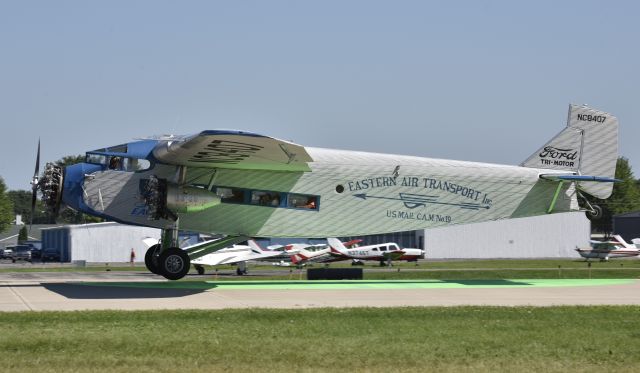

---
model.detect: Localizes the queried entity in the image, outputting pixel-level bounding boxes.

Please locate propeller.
[30,139,41,229]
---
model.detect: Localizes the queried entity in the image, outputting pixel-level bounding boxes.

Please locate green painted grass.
[1,307,640,372]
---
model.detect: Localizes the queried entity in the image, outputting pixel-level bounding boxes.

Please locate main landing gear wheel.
[144,244,161,275]
[586,204,603,220]
[194,265,205,275]
[157,247,191,280]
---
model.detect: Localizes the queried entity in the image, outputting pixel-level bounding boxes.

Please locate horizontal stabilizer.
[539,174,619,183]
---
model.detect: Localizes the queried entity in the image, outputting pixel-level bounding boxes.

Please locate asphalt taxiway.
[1,271,639,311]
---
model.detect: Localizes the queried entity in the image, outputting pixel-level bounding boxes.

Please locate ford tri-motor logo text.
[538,146,578,167]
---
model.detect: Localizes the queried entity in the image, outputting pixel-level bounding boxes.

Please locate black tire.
[195,265,205,275]
[236,267,244,276]
[144,244,161,275]
[157,247,190,280]
[587,205,603,220]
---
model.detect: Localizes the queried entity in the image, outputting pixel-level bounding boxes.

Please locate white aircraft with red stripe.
[288,239,363,266]
[575,235,640,261]
[327,237,424,265]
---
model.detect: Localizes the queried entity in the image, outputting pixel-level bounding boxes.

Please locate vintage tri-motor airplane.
[31,104,619,279]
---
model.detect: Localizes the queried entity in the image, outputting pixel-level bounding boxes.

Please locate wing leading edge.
[152,130,313,171]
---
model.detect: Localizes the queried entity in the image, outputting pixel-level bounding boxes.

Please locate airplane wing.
[193,249,281,266]
[589,237,624,251]
[152,130,313,171]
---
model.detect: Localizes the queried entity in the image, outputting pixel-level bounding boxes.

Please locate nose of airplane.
[61,162,101,212]
[38,162,65,217]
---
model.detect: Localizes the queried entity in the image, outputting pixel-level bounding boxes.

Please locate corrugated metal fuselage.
[78,147,577,238]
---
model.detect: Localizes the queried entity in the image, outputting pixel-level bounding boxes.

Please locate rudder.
[521,104,618,199]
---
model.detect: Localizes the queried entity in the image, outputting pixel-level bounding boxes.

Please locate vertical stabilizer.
[327,238,348,253]
[521,104,618,199]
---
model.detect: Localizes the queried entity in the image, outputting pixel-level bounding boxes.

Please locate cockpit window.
[127,158,151,171]
[86,153,150,171]
[86,154,107,165]
[108,144,128,153]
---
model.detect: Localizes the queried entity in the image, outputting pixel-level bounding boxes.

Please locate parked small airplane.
[190,240,282,275]
[31,104,619,279]
[327,238,424,266]
[288,239,364,266]
[575,235,640,261]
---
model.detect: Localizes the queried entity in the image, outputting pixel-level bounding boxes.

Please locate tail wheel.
[144,244,161,274]
[195,265,205,275]
[157,247,190,280]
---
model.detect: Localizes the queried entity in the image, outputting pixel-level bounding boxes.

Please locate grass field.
[1,307,640,372]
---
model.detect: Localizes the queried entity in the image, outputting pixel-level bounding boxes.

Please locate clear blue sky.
[1,1,638,190]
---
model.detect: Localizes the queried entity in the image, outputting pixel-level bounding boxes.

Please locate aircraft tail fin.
[290,252,308,264]
[521,104,618,199]
[327,238,348,253]
[611,235,632,248]
[247,240,266,252]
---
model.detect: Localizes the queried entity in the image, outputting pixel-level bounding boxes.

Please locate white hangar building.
[41,222,161,263]
[340,212,590,259]
[419,212,591,258]
[41,213,590,263]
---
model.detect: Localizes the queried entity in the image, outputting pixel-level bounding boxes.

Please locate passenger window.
[288,194,318,210]
[217,188,245,203]
[251,191,281,207]
[372,247,378,251]
[380,246,387,252]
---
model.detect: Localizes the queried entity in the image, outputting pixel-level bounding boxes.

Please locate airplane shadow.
[34,279,534,300]
[41,282,208,299]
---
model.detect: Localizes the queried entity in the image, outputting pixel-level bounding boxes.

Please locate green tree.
[607,157,640,214]
[0,177,14,233]
[55,155,84,167]
[17,225,28,243]
[588,157,640,233]
[7,190,51,224]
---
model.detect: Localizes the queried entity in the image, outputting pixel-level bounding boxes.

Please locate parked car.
[41,248,61,262]
[1,248,13,260]
[4,245,33,263]
[30,247,42,260]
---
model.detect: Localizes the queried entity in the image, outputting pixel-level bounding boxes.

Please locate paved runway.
[1,271,639,311]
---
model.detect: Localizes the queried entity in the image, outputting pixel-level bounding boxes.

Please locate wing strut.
[547,180,565,214]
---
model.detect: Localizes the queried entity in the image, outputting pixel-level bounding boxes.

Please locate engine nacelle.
[143,176,220,220]
[166,184,221,213]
